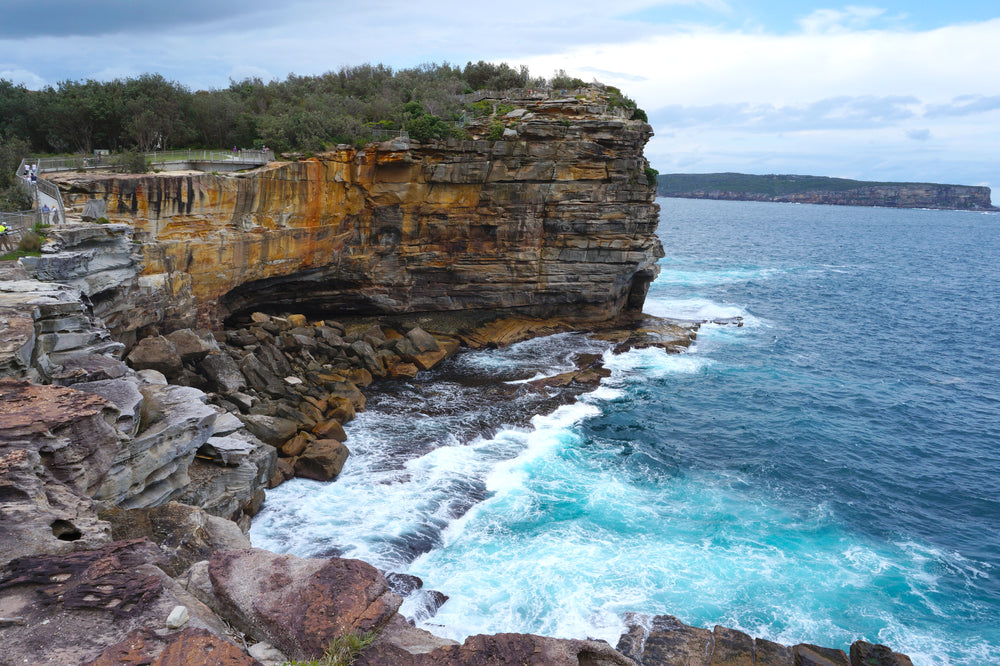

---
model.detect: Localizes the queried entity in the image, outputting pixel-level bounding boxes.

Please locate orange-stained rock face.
[52,96,663,331]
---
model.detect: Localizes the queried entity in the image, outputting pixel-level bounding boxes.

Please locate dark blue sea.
[252,198,1000,664]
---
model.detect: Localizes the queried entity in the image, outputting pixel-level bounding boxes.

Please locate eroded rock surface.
[50,91,662,332]
[208,548,402,660]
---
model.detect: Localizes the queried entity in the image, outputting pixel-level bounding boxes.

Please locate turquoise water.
[251,198,1000,664]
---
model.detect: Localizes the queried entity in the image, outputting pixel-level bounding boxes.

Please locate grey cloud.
[0,0,276,38]
[650,96,919,131]
[925,95,1000,118]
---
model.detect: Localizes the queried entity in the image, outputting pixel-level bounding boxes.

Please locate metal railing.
[368,129,410,142]
[27,149,275,174]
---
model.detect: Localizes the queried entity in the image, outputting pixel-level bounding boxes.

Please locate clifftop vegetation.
[0,63,642,211]
[0,63,617,157]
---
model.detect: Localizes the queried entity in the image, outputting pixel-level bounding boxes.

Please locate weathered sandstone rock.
[208,548,402,660]
[0,379,122,496]
[293,438,350,481]
[95,383,216,508]
[0,449,111,565]
[0,539,229,666]
[49,93,662,334]
[101,501,251,576]
[357,632,636,666]
[83,627,263,666]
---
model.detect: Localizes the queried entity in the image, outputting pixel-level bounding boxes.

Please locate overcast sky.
[2,0,999,200]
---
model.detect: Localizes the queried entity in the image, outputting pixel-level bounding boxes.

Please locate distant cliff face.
[52,96,661,332]
[664,182,995,210]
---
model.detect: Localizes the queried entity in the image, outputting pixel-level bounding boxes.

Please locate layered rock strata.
[48,93,662,334]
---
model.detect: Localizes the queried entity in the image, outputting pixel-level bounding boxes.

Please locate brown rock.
[358,632,635,666]
[345,367,373,387]
[83,627,262,666]
[280,431,313,457]
[849,641,914,666]
[268,457,295,488]
[793,643,850,666]
[326,394,356,422]
[754,637,794,665]
[294,439,350,481]
[710,625,754,665]
[208,549,402,660]
[388,361,420,378]
[285,314,308,327]
[407,349,447,371]
[312,418,347,442]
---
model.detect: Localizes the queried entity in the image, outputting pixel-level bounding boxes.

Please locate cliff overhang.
[48,95,663,337]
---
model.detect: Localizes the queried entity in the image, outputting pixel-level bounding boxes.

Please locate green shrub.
[644,166,659,187]
[486,122,505,141]
[114,150,149,174]
[281,631,376,666]
[95,217,110,224]
[18,230,42,252]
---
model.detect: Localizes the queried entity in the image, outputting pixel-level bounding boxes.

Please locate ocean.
[250,197,1000,665]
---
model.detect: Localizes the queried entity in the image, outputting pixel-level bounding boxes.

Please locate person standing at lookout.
[41,204,50,225]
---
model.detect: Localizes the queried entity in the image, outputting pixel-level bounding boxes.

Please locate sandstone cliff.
[50,94,662,336]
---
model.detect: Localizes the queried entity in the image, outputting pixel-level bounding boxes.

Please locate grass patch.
[0,248,41,261]
[281,631,377,666]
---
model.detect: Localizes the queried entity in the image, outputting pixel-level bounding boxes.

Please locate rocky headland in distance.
[657,172,997,211]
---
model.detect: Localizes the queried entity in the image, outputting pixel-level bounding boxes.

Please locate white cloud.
[796,6,890,34]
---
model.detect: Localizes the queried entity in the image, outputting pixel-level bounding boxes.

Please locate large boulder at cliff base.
[208,549,401,660]
[293,439,350,481]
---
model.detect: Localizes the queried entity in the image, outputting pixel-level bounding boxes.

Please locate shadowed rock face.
[51,95,662,332]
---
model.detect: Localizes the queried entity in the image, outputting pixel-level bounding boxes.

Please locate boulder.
[849,641,914,666]
[326,395,356,422]
[241,414,298,446]
[279,431,312,457]
[166,329,217,362]
[294,439,350,481]
[198,352,248,395]
[208,549,402,660]
[405,326,440,353]
[312,418,347,442]
[127,336,183,378]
